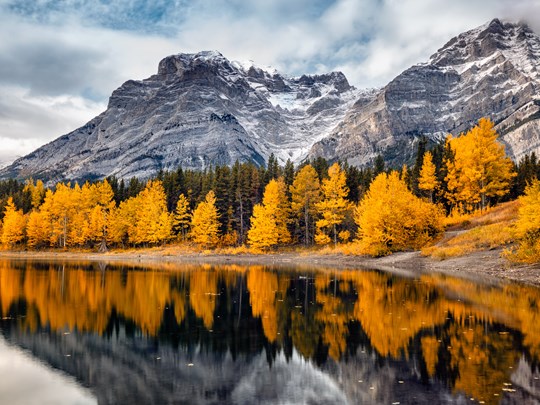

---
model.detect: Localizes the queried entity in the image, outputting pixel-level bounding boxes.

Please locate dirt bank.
[1,247,539,287]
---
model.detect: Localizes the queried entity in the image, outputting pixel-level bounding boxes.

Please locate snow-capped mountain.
[309,18,540,166]
[0,50,361,181]
[2,18,540,182]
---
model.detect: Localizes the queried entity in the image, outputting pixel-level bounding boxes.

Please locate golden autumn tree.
[418,151,438,202]
[24,179,46,209]
[1,198,26,248]
[445,118,515,212]
[263,178,291,244]
[190,190,220,247]
[511,179,540,262]
[355,171,444,256]
[247,204,278,250]
[131,180,172,244]
[38,183,79,247]
[290,164,321,246]
[86,181,116,251]
[247,178,291,250]
[26,210,49,248]
[105,180,171,246]
[173,193,191,241]
[315,163,350,245]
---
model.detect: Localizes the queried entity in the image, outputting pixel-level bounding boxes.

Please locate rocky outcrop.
[309,19,540,167]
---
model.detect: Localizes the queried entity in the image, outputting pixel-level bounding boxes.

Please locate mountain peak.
[428,18,540,75]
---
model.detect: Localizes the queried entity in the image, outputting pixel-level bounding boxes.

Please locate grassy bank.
[421,201,518,260]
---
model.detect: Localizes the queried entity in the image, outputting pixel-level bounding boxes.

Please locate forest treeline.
[1,118,540,258]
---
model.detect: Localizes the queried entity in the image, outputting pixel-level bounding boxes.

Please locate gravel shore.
[1,247,539,287]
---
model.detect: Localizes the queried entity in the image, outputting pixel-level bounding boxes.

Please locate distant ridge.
[2,19,540,182]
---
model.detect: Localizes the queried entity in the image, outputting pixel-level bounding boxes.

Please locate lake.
[0,259,539,404]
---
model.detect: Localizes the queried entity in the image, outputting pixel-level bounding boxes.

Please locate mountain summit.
[1,50,360,181]
[309,19,540,166]
[2,19,540,182]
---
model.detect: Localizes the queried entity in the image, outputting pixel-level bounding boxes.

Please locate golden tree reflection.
[1,260,540,403]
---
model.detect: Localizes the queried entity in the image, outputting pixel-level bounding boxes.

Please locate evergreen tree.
[373,155,385,176]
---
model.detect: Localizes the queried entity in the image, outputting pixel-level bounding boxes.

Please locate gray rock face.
[2,19,540,182]
[0,51,360,182]
[309,18,540,167]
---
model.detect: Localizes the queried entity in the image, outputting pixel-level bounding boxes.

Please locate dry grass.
[422,201,519,260]
[444,201,519,230]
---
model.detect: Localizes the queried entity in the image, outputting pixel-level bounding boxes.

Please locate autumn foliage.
[444,118,514,212]
[510,179,540,262]
[0,117,533,260]
[354,171,444,256]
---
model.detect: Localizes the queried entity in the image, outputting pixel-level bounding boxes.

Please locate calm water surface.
[1,259,540,404]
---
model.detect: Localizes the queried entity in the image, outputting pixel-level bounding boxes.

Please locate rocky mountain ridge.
[2,18,540,181]
[0,50,362,181]
[309,18,540,166]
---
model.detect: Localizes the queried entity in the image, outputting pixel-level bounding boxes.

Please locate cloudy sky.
[0,0,539,165]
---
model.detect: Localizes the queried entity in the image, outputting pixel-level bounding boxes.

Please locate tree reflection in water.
[1,259,540,404]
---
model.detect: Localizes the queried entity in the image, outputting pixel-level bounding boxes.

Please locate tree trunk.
[304,205,309,246]
[98,238,108,253]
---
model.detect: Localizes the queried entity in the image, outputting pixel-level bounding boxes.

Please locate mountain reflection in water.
[1,260,540,404]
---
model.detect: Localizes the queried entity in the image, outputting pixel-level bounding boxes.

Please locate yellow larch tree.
[26,210,50,248]
[40,183,79,247]
[105,180,171,246]
[90,180,116,250]
[315,163,351,245]
[1,198,26,248]
[106,203,130,246]
[418,151,438,202]
[247,178,291,250]
[511,179,540,262]
[290,164,321,246]
[131,180,172,244]
[247,204,278,250]
[355,171,444,256]
[24,179,46,209]
[173,193,191,241]
[261,177,291,244]
[445,118,515,212]
[190,190,220,247]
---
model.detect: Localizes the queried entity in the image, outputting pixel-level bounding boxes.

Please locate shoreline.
[1,247,539,287]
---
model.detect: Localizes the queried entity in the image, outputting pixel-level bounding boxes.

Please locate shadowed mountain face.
[2,19,540,182]
[2,260,540,404]
[309,19,540,167]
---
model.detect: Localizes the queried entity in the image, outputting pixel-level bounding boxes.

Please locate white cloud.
[0,0,539,165]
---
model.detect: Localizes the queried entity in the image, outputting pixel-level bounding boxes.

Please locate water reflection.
[1,260,540,404]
